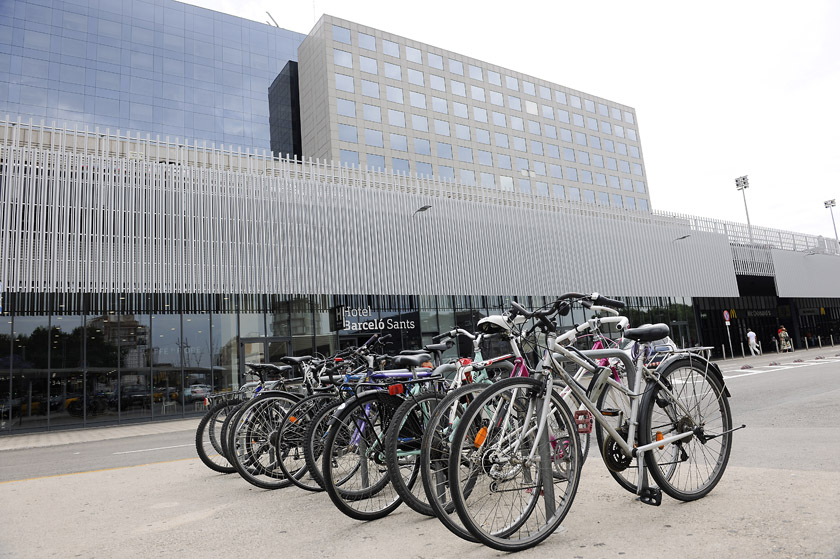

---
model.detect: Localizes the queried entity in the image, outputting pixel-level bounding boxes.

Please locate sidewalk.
[0,416,201,452]
[710,343,840,371]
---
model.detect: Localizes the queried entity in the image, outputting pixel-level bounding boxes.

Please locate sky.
[185,0,840,239]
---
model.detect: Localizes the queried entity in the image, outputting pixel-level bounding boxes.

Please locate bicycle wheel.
[302,398,344,491]
[322,391,405,521]
[276,392,338,491]
[220,400,246,465]
[384,390,445,517]
[229,391,300,490]
[594,367,639,494]
[420,383,488,543]
[639,358,732,501]
[448,377,581,552]
[195,399,239,474]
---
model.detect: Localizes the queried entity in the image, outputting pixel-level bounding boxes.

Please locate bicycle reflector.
[289,416,298,423]
[388,384,404,396]
[656,431,664,449]
[474,426,488,448]
[459,358,472,366]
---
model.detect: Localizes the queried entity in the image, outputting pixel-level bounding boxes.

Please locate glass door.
[239,337,292,382]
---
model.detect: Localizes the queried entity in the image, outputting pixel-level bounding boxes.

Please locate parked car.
[184,384,212,403]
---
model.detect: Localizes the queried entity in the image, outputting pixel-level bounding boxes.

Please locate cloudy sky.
[186,0,840,238]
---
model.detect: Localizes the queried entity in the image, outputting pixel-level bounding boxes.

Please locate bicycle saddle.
[278,355,313,366]
[623,323,670,343]
[392,353,433,368]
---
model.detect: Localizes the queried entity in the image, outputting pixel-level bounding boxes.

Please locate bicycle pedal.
[573,410,593,434]
[638,487,662,506]
[599,408,620,417]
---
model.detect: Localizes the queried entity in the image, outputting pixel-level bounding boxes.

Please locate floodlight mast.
[735,175,754,245]
[825,199,839,254]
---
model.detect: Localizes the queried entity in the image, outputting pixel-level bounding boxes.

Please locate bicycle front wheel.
[639,358,733,501]
[448,377,581,552]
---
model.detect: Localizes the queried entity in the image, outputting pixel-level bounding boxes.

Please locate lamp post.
[735,175,754,245]
[825,199,839,255]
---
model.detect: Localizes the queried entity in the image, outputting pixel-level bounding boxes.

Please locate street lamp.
[825,199,839,254]
[735,175,754,245]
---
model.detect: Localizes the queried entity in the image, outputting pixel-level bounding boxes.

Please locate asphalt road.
[1,352,839,558]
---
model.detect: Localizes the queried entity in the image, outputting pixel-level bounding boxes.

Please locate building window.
[606,157,618,171]
[405,45,422,64]
[428,52,444,69]
[388,109,406,127]
[566,167,579,182]
[631,163,643,176]
[598,103,609,116]
[333,25,351,44]
[385,62,402,80]
[619,160,631,173]
[550,164,563,179]
[338,123,357,143]
[553,184,565,198]
[383,39,399,57]
[531,140,544,156]
[417,161,433,177]
[557,109,570,124]
[634,180,646,193]
[490,91,504,106]
[361,79,379,98]
[560,128,572,142]
[511,116,524,131]
[364,128,384,147]
[573,113,584,127]
[555,90,567,105]
[519,178,531,194]
[568,186,581,201]
[615,125,625,138]
[617,142,628,155]
[471,85,485,102]
[516,157,529,172]
[627,128,638,141]
[412,114,428,132]
[335,73,354,93]
[638,198,648,211]
[624,111,635,124]
[578,151,590,165]
[340,149,359,166]
[592,154,604,168]
[414,137,431,155]
[437,142,453,159]
[460,169,476,185]
[488,70,502,86]
[497,153,512,169]
[629,145,640,158]
[495,132,509,148]
[334,49,352,68]
[546,144,560,159]
[481,172,495,188]
[584,99,596,113]
[434,119,450,136]
[492,112,506,127]
[392,157,410,174]
[337,98,355,117]
[407,68,424,86]
[528,120,541,135]
[597,191,609,205]
[386,86,404,104]
[449,59,464,75]
[505,75,519,91]
[523,81,536,96]
[609,175,620,189]
[458,146,473,163]
[562,147,575,162]
[600,121,612,135]
[583,189,595,203]
[622,177,634,191]
[508,96,522,111]
[536,181,549,196]
[367,153,385,170]
[363,104,381,122]
[611,193,623,208]
[473,107,488,123]
[439,165,455,181]
[358,32,375,51]
[456,124,471,141]
[533,161,546,175]
[545,124,557,139]
[450,80,466,97]
[611,107,622,120]
[604,139,615,152]
[513,136,526,152]
[390,133,408,152]
[587,117,598,131]
[360,56,377,75]
[478,149,492,166]
[500,175,515,191]
[453,102,468,119]
[595,172,607,186]
[575,132,587,146]
[430,74,445,91]
[570,95,582,109]
[626,196,637,210]
[409,91,426,109]
[525,100,538,115]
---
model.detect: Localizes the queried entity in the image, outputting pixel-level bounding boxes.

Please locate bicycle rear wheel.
[448,377,581,552]
[384,390,445,517]
[276,392,338,491]
[321,391,404,521]
[302,398,344,491]
[420,383,488,543]
[594,369,639,494]
[640,358,732,501]
[195,399,239,474]
[229,392,300,490]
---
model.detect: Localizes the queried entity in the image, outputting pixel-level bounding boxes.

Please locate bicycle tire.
[639,358,732,501]
[384,390,445,517]
[229,391,301,490]
[593,367,639,494]
[302,398,344,491]
[321,391,405,521]
[420,383,489,543]
[195,399,238,474]
[220,400,246,465]
[276,392,338,491]
[447,376,581,552]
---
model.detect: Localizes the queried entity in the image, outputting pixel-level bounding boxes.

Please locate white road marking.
[722,358,840,380]
[113,443,194,455]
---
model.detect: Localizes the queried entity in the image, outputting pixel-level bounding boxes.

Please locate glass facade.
[0,0,305,150]
[0,291,695,433]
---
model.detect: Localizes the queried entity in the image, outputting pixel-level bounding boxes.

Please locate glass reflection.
[118,314,152,421]
[12,316,52,431]
[83,314,119,425]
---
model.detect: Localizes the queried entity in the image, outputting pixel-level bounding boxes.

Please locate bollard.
[774,338,779,353]
[759,340,763,354]
[832,335,835,347]
[805,337,809,350]
[722,344,726,359]
[740,342,745,358]
[818,336,822,349]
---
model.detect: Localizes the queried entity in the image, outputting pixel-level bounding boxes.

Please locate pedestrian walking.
[746,328,761,356]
